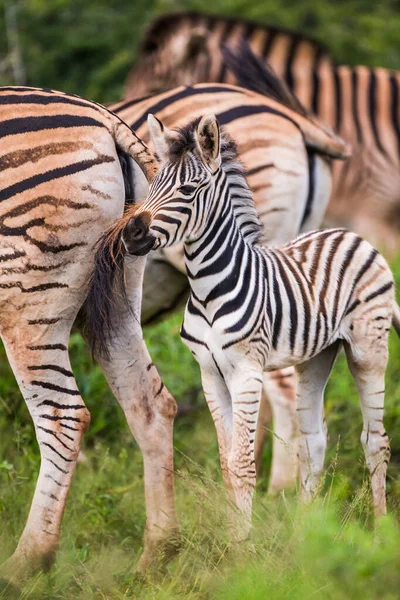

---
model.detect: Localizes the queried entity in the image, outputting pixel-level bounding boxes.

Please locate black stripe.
[105,93,154,113]
[31,381,80,395]
[285,36,301,90]
[275,253,298,352]
[28,364,73,377]
[0,114,105,139]
[28,343,67,351]
[28,318,60,325]
[389,75,400,157]
[41,442,73,462]
[224,253,260,334]
[38,427,74,452]
[353,249,378,288]
[0,250,25,262]
[37,400,84,410]
[246,163,273,177]
[364,281,393,303]
[311,46,325,115]
[333,67,342,132]
[281,252,311,356]
[311,69,320,115]
[128,86,242,130]
[368,69,387,156]
[216,20,237,82]
[154,382,165,397]
[180,323,208,347]
[346,299,361,315]
[40,414,81,423]
[351,68,363,144]
[45,457,68,474]
[271,256,283,350]
[332,236,363,329]
[39,426,74,443]
[217,104,298,130]
[0,93,98,110]
[301,151,316,227]
[261,30,277,58]
[0,155,114,203]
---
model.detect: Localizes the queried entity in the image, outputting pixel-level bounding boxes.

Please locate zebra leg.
[200,367,233,493]
[296,342,341,502]
[0,319,89,584]
[227,368,263,542]
[344,342,390,519]
[93,256,179,573]
[262,368,299,495]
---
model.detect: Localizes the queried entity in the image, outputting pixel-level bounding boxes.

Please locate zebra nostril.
[128,215,149,241]
[132,224,146,240]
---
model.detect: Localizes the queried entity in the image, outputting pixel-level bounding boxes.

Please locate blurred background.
[0,3,400,598]
[1,0,400,102]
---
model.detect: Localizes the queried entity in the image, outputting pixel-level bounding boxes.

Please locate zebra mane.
[221,39,309,118]
[168,119,262,246]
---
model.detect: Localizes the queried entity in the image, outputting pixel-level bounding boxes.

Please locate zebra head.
[122,113,222,256]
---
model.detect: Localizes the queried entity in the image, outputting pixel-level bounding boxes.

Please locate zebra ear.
[195,114,221,172]
[147,113,171,163]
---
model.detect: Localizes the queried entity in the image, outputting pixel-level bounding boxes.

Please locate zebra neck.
[184,196,253,311]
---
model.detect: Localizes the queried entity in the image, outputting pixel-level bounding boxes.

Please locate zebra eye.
[178,184,197,196]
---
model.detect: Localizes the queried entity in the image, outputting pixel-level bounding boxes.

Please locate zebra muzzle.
[122,212,156,256]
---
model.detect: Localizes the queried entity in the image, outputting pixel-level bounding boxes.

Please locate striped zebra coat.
[0,87,178,588]
[96,114,399,540]
[110,79,349,493]
[126,11,400,253]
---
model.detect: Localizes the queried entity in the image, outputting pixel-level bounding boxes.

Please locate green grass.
[0,257,399,599]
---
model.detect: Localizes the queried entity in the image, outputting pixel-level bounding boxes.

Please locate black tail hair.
[84,209,136,359]
[221,39,309,118]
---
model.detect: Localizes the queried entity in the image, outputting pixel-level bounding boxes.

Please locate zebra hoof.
[136,530,181,578]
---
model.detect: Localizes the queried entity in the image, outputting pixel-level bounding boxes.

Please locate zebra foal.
[94,113,400,539]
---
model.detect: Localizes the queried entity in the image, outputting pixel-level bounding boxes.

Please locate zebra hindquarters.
[0,128,127,584]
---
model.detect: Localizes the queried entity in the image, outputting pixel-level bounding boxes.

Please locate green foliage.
[1,0,400,103]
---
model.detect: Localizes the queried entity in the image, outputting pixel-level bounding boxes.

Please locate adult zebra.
[93,113,399,539]
[126,11,400,253]
[0,87,178,588]
[110,76,349,492]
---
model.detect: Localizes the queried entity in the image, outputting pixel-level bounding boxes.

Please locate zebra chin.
[123,234,156,256]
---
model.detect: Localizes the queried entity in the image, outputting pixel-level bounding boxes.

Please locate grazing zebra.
[111,77,349,492]
[92,113,399,540]
[126,11,400,252]
[0,87,178,588]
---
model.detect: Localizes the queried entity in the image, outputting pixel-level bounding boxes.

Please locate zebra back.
[125,11,334,98]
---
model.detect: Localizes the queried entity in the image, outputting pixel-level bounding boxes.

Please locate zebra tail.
[393,301,400,337]
[222,39,351,160]
[110,113,159,183]
[84,205,138,359]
